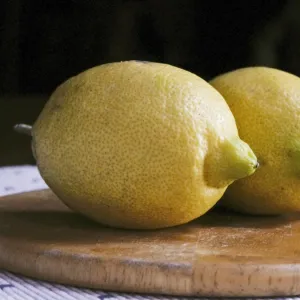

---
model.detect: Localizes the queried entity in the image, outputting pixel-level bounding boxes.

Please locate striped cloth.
[0,165,299,300]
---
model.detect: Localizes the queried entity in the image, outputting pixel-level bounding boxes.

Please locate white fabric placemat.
[0,165,299,300]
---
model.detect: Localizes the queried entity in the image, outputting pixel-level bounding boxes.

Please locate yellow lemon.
[16,61,257,229]
[210,66,300,215]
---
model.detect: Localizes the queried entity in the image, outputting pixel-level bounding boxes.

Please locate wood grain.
[0,189,300,297]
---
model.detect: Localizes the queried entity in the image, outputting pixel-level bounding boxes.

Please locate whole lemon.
[21,61,257,229]
[210,66,300,215]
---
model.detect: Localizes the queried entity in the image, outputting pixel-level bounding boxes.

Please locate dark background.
[1,0,299,166]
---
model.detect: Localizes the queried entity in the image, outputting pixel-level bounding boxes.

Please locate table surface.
[0,165,299,300]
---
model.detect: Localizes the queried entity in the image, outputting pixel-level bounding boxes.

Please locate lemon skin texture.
[211,66,300,215]
[32,61,257,229]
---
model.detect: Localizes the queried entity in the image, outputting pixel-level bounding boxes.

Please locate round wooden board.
[0,189,300,297]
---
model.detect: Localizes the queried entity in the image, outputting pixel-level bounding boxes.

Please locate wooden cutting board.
[0,189,300,297]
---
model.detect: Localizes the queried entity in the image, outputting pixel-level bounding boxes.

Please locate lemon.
[210,66,300,215]
[16,61,257,229]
